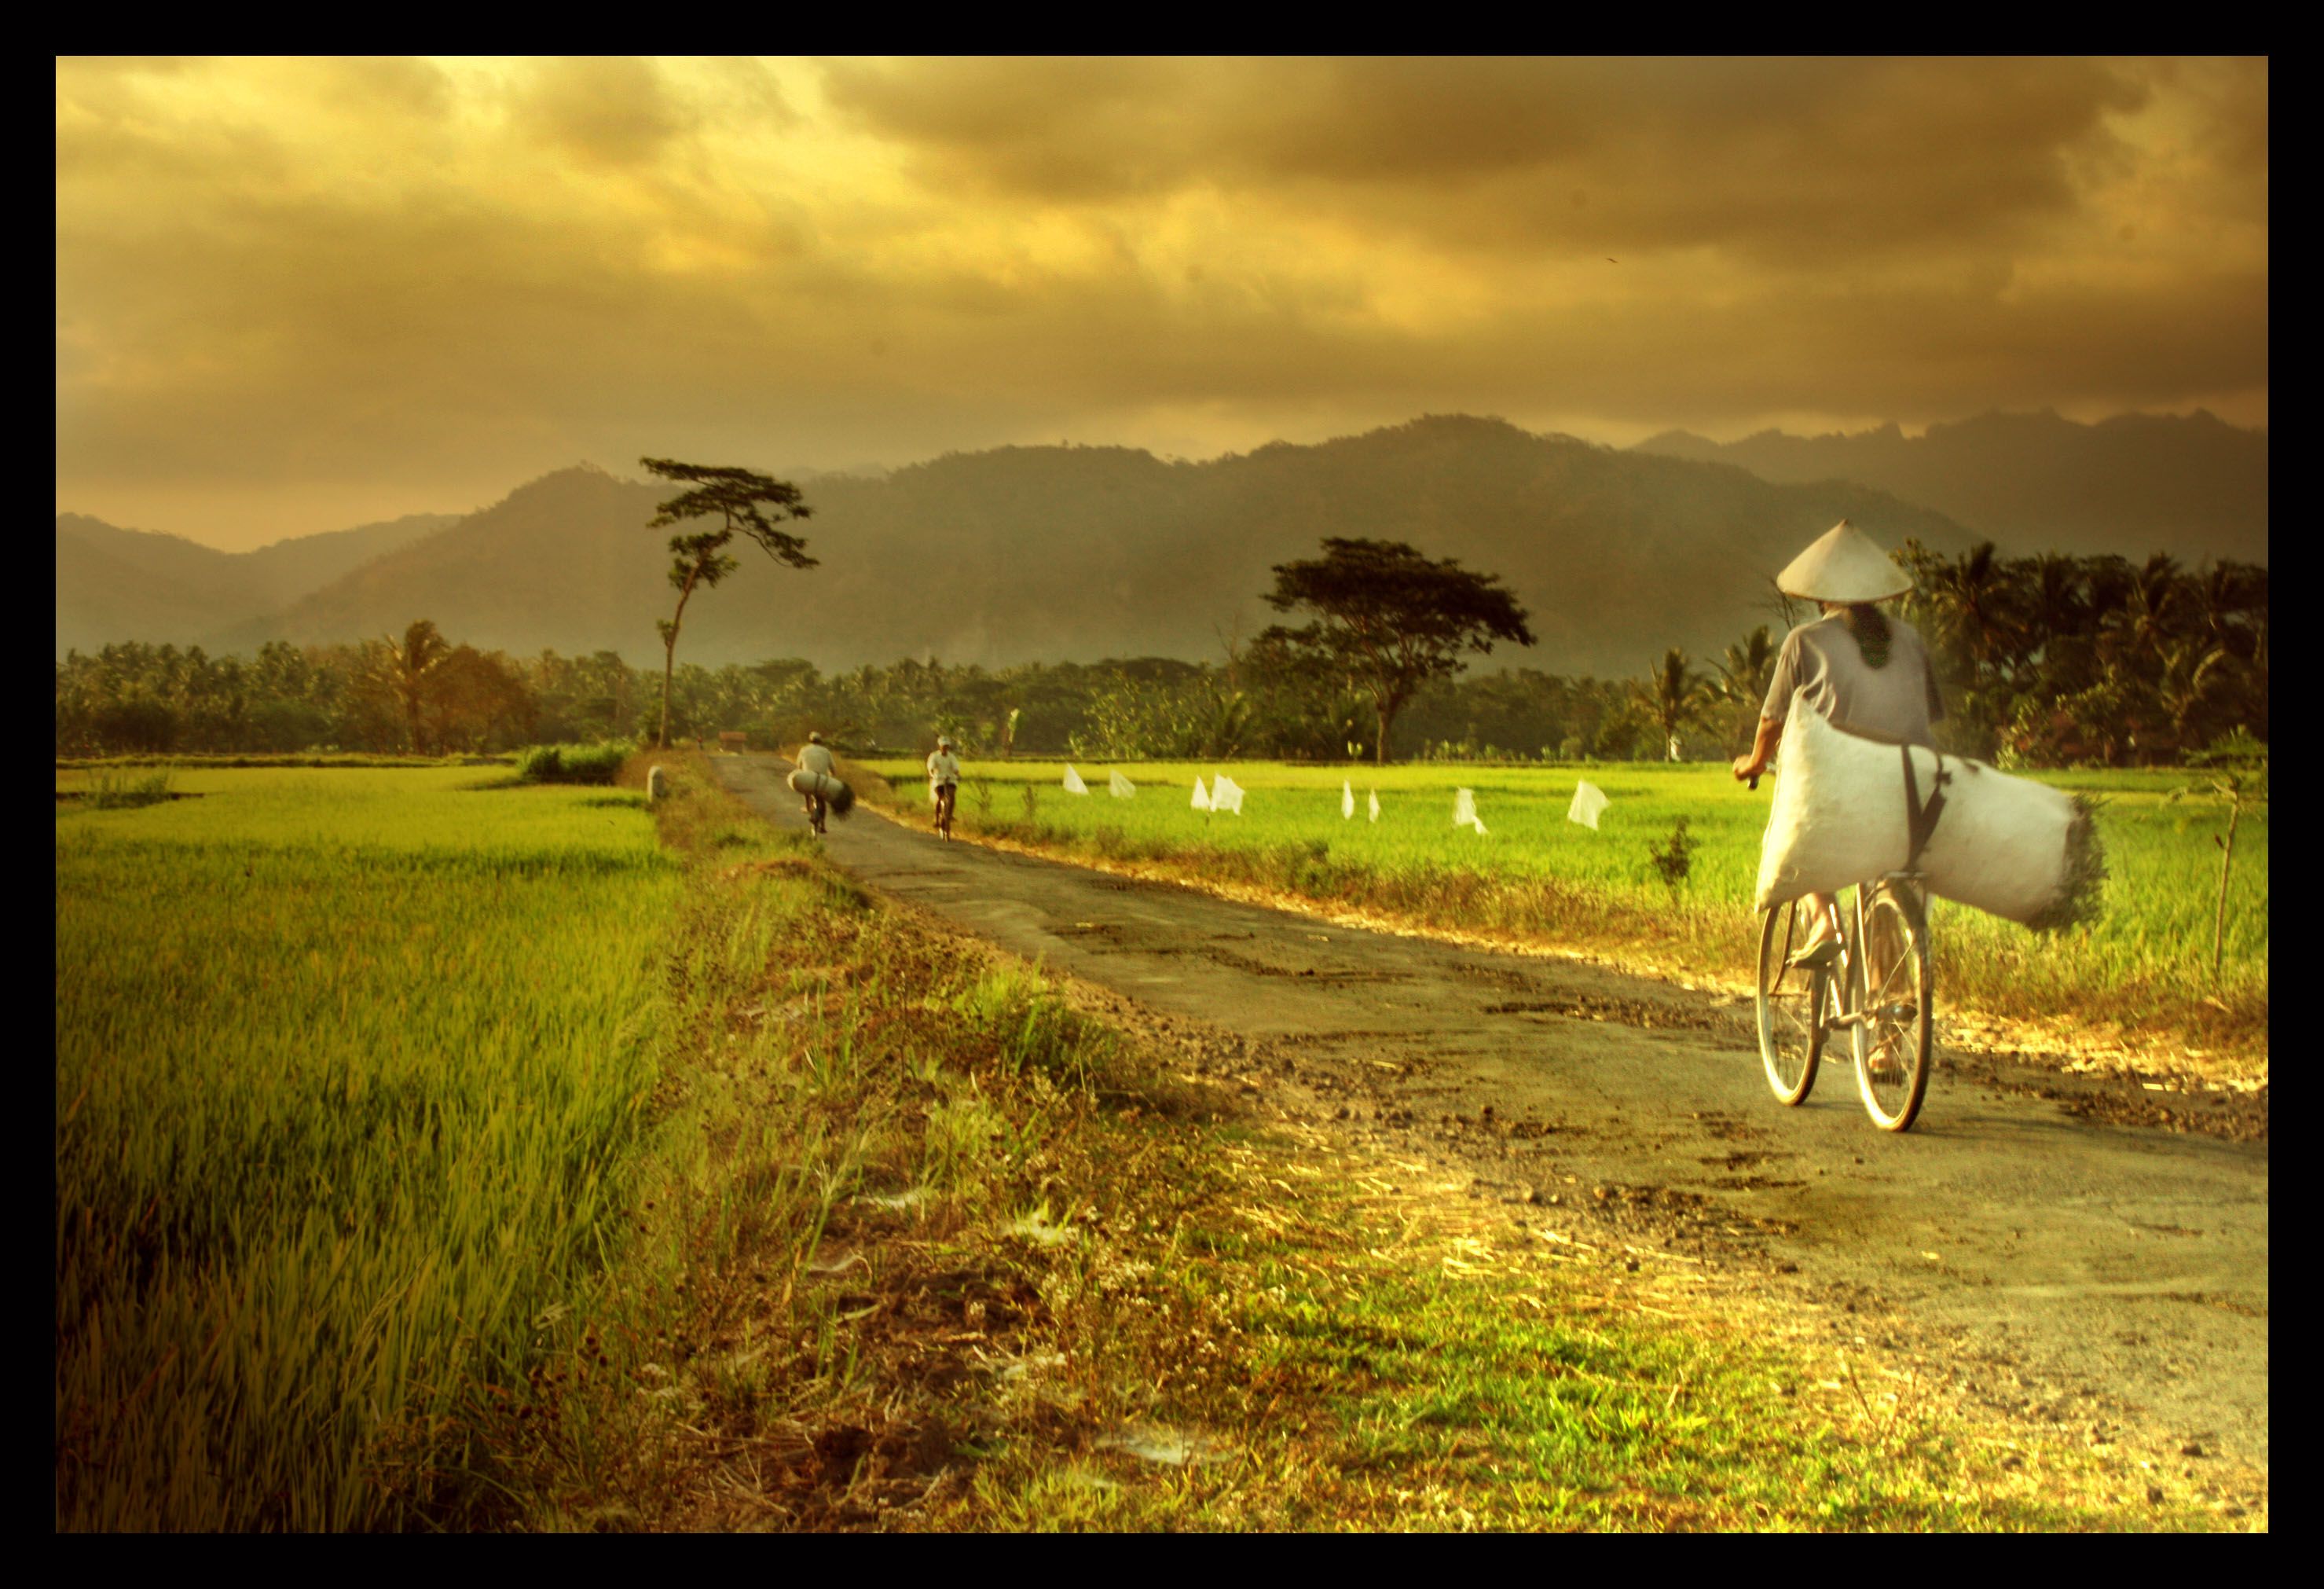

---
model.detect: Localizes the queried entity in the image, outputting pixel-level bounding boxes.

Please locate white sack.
[1342,780,1355,820]
[786,766,856,815]
[1567,780,1608,831]
[1063,764,1089,795]
[1754,699,2094,927]
[1211,773,1245,815]
[1109,770,1136,798]
[1192,776,1211,812]
[1368,789,1380,823]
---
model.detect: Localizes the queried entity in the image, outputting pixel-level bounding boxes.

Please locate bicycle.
[1755,872,1935,1132]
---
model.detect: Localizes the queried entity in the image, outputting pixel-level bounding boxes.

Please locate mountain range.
[1632,409,2267,563]
[56,409,2268,677]
[56,511,460,659]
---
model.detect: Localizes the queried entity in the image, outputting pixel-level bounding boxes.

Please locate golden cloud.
[55,56,2267,548]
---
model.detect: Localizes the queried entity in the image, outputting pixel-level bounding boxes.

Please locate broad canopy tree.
[640,458,816,748]
[1258,538,1534,765]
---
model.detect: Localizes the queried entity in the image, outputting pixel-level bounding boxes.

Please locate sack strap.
[1901,744,1951,867]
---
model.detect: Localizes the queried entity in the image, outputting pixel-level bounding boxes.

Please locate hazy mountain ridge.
[55,510,460,655]
[167,416,1986,677]
[1632,409,2267,563]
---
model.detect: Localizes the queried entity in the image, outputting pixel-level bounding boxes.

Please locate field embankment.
[856,759,2267,1083]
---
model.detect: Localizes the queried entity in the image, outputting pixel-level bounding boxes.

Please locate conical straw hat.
[1774,520,1912,603]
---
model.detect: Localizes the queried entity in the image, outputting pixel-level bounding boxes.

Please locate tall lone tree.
[1259,538,1534,765]
[640,458,816,748]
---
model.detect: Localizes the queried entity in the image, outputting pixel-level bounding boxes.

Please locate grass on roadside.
[54,755,2258,1532]
[476,753,2253,1531]
[849,758,2267,1077]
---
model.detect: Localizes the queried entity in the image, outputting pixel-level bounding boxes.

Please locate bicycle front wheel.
[1852,883,1934,1132]
[1757,900,1831,1106]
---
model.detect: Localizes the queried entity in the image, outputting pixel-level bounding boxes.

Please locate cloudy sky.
[56,56,2268,551]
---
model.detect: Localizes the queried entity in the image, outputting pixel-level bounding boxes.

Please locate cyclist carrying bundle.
[794,729,838,835]
[1732,521,1944,967]
[926,735,962,840]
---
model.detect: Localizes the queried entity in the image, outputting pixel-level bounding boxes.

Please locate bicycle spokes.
[1853,886,1933,1132]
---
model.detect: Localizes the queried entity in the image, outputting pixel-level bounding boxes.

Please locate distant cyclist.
[1732,521,1945,967]
[796,729,838,835]
[926,735,962,839]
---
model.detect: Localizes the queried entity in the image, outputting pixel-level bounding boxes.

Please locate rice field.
[55,768,679,1530]
[864,758,2269,1058]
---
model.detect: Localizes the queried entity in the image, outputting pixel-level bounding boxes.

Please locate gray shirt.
[1761,615,1945,749]
[797,742,837,777]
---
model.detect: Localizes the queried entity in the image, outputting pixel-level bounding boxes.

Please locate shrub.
[515,741,632,786]
[85,770,174,809]
[1647,817,1696,890]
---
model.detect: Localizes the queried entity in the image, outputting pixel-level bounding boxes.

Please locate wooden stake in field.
[2177,735,2266,989]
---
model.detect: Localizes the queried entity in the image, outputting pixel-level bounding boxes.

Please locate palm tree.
[1632,649,1716,756]
[1716,626,1779,754]
[2155,640,2230,750]
[2110,552,2187,655]
[2016,553,2087,662]
[1922,541,2014,683]
[370,620,450,754]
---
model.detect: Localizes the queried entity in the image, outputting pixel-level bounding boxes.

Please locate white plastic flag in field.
[1342,779,1355,820]
[1109,769,1136,798]
[1192,776,1212,812]
[1453,787,1488,836]
[1063,764,1089,795]
[1368,788,1381,823]
[1211,773,1245,815]
[1567,779,1609,831]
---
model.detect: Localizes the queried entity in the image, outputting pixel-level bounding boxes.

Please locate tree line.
[55,501,2267,769]
[1623,543,2269,769]
[53,629,1642,763]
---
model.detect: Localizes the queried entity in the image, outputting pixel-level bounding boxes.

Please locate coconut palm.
[1922,541,2015,682]
[2155,640,2231,750]
[1715,626,1779,753]
[2110,552,2187,655]
[368,620,451,754]
[1632,648,1717,754]
[2016,554,2088,662]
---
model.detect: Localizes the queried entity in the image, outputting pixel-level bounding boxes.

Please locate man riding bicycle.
[926,735,962,839]
[1732,521,1945,967]
[796,729,838,835]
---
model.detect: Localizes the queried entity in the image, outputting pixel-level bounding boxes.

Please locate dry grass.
[460,753,2261,1532]
[841,758,2267,1088]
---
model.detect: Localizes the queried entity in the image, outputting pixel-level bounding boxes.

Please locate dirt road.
[717,755,2270,1473]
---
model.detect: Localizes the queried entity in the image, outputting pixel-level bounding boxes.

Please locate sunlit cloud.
[56,56,2267,549]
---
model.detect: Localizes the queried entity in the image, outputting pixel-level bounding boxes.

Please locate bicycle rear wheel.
[1757,901,1832,1106]
[1852,883,1934,1132]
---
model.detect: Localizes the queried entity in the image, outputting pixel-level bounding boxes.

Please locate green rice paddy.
[867,758,2268,1057]
[55,768,679,1529]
